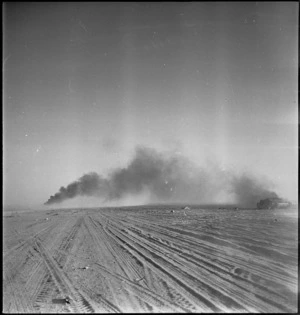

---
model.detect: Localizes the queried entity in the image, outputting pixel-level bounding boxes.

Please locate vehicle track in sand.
[32,239,96,313]
[96,208,297,312]
[3,206,298,313]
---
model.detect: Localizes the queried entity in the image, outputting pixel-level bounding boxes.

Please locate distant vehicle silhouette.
[257,198,291,209]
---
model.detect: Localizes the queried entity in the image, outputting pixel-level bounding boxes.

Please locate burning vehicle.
[256,197,292,210]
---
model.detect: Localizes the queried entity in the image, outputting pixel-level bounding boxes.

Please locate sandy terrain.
[3,205,298,313]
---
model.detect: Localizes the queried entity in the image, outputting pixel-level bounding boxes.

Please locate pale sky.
[3,2,298,210]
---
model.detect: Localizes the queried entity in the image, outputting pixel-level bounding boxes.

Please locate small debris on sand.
[52,297,70,304]
[134,276,145,283]
[77,265,90,270]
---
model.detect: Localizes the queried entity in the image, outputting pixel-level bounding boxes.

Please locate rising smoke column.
[44,147,187,205]
[44,146,280,207]
[45,172,110,205]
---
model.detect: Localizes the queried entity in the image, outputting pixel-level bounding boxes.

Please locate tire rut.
[33,239,96,313]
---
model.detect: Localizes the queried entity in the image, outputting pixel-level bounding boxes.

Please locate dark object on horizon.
[257,198,291,210]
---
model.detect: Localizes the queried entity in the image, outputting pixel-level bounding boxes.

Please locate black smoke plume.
[44,146,279,207]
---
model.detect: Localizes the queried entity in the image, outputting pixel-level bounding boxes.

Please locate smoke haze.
[44,146,279,207]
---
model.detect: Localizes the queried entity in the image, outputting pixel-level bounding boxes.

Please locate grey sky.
[3,2,298,209]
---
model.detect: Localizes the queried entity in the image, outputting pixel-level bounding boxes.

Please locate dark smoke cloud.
[45,173,110,205]
[44,146,279,207]
[230,173,278,206]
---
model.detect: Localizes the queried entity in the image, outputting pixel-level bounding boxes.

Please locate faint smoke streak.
[44,146,279,207]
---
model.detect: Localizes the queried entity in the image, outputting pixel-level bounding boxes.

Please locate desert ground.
[3,205,298,313]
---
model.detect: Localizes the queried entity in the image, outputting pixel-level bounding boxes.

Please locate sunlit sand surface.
[3,206,298,313]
